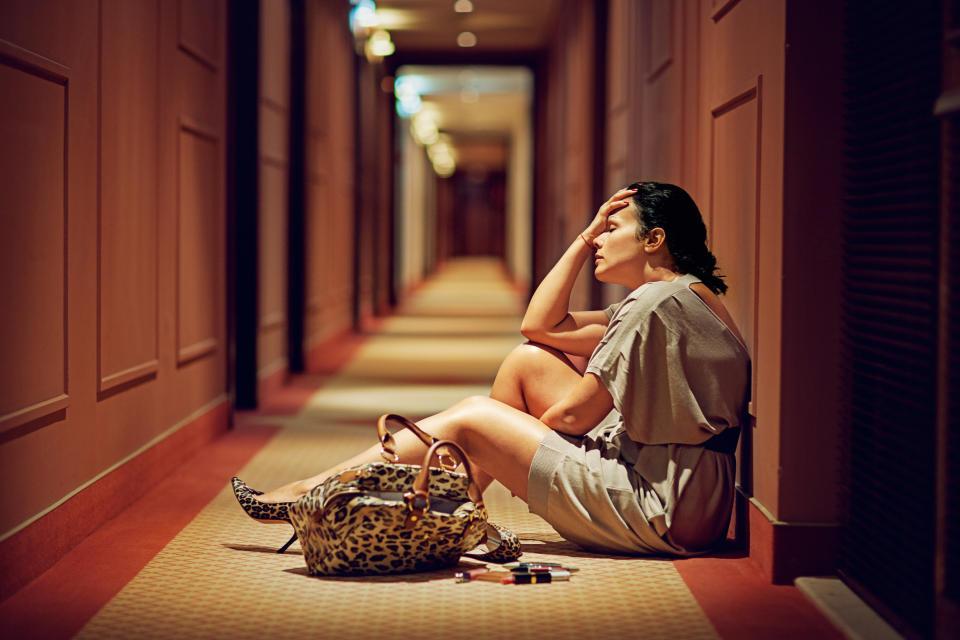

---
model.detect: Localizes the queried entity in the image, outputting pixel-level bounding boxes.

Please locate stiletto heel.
[232,477,299,553]
[277,533,298,554]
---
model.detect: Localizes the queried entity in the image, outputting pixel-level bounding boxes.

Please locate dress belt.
[701,427,741,455]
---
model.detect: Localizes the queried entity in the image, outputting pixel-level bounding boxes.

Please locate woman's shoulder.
[617,278,691,316]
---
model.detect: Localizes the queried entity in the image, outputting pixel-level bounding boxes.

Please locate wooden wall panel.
[176,124,221,365]
[604,0,630,192]
[709,83,760,372]
[699,0,785,516]
[259,0,289,110]
[648,0,673,77]
[179,49,223,137]
[303,0,355,356]
[259,103,288,164]
[178,0,220,70]
[0,57,68,431]
[0,1,228,592]
[306,178,330,336]
[601,0,637,307]
[99,0,159,393]
[256,0,289,383]
[158,0,227,410]
[0,0,99,537]
[640,0,682,181]
[257,161,288,374]
[557,0,596,311]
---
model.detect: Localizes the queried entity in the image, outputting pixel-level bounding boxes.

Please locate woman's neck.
[637,262,679,287]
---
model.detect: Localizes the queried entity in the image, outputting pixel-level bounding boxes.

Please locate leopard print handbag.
[289,439,494,575]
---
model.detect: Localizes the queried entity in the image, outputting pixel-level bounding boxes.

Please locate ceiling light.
[428,138,457,177]
[365,28,395,60]
[394,75,427,118]
[396,94,421,117]
[411,111,440,146]
[456,31,477,47]
[454,0,474,13]
[349,0,379,33]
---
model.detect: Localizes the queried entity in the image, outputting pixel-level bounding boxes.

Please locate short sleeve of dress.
[602,301,622,321]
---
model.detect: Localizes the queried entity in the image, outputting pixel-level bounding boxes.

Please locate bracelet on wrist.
[579,232,593,248]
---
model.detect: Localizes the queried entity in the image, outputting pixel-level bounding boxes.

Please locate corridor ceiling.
[397,65,531,172]
[373,1,552,173]
[374,0,560,53]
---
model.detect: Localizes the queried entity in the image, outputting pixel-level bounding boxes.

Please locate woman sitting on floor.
[234,181,750,555]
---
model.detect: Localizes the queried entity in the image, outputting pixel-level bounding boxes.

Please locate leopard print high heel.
[231,477,298,553]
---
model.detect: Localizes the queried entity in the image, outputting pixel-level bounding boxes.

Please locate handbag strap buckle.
[379,431,400,463]
[402,490,430,529]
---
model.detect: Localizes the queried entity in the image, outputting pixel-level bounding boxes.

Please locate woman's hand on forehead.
[582,187,638,244]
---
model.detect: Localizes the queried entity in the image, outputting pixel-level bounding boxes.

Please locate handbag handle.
[402,439,484,529]
[377,413,457,471]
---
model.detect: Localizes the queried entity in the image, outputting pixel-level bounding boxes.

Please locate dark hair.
[626,181,728,295]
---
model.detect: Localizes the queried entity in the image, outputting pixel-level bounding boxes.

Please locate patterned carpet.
[75,257,721,639]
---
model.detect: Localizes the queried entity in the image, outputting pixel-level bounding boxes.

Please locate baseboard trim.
[257,361,288,402]
[747,496,840,584]
[305,328,372,375]
[0,397,229,602]
[795,577,903,640]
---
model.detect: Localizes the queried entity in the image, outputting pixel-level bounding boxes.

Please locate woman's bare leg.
[256,342,582,503]
[489,342,582,416]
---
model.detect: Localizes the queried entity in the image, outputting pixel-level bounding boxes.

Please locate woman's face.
[593,206,646,286]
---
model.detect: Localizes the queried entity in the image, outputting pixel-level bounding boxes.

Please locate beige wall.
[506,108,534,290]
[397,127,434,295]
[0,0,228,536]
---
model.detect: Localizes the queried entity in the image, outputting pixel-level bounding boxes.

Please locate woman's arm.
[539,373,614,436]
[520,187,636,356]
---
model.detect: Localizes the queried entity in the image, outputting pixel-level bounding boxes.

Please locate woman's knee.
[446,396,509,440]
[450,395,497,421]
[499,342,572,376]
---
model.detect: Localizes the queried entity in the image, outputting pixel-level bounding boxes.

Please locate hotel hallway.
[1,259,842,639]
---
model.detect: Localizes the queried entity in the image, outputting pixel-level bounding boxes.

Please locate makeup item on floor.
[454,567,490,583]
[502,570,572,584]
[506,562,579,572]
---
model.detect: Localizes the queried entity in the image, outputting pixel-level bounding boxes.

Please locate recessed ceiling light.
[454,0,474,13]
[456,31,477,47]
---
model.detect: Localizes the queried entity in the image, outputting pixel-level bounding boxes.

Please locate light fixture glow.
[366,29,395,58]
[394,75,427,118]
[411,111,440,146]
[456,31,477,47]
[397,93,422,117]
[454,0,474,13]
[349,0,379,33]
[427,135,457,177]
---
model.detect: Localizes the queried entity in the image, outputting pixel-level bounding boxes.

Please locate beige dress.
[526,274,750,555]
